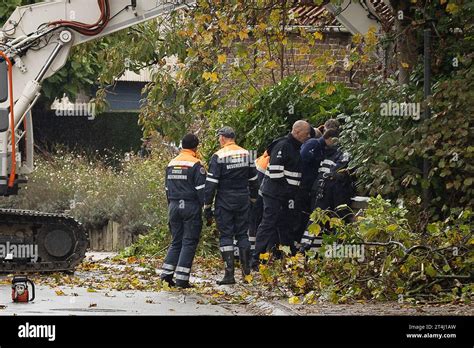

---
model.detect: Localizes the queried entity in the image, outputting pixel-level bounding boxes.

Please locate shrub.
[0,144,172,237]
[201,75,353,159]
[339,64,473,222]
[257,197,473,304]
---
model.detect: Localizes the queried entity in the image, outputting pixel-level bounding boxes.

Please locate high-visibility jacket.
[204,141,258,210]
[165,149,207,206]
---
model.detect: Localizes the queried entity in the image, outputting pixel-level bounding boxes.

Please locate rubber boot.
[160,274,175,287]
[217,251,235,285]
[239,247,251,278]
[176,279,192,289]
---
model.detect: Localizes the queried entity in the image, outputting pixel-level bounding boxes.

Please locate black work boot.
[239,247,251,278]
[217,251,235,285]
[160,275,175,287]
[176,279,192,289]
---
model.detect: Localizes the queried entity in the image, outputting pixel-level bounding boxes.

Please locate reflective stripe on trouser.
[162,200,202,280]
[215,205,250,249]
[253,195,294,265]
[300,227,323,253]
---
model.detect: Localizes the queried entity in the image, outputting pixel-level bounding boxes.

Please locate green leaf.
[308,223,321,236]
[425,264,437,277]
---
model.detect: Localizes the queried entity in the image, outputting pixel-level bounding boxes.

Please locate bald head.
[291,120,311,143]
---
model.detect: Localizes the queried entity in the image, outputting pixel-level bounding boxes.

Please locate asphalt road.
[0,283,248,316]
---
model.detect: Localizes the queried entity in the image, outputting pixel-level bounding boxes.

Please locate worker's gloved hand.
[203,206,213,226]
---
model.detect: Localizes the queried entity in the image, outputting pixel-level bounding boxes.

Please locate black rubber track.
[0,209,88,273]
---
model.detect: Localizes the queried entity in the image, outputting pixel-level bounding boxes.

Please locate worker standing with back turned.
[160,134,206,288]
[204,127,258,285]
[252,120,311,268]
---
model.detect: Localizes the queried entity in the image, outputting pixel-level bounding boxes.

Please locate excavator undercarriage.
[0,209,88,273]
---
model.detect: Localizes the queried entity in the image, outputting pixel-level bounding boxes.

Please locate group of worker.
[160,119,354,288]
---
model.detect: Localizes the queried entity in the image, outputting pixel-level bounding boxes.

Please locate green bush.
[339,64,473,222]
[202,75,353,159]
[257,197,473,304]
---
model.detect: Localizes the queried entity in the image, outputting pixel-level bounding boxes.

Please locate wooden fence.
[88,221,137,252]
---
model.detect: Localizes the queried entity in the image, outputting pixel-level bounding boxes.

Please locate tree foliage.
[339,1,474,219]
[201,75,353,159]
[255,197,473,304]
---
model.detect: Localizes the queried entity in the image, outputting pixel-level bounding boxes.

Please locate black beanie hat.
[181,133,199,149]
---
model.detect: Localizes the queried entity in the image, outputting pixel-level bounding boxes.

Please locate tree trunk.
[389,0,419,85]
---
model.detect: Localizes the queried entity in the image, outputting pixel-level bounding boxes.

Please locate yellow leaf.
[218,20,229,32]
[87,288,97,293]
[257,22,267,31]
[308,223,321,236]
[202,71,218,82]
[288,296,301,305]
[401,62,410,68]
[244,274,253,283]
[282,37,288,45]
[238,29,249,41]
[209,72,219,82]
[386,224,398,232]
[352,33,363,44]
[296,278,306,288]
[265,60,278,69]
[325,85,336,96]
[55,289,65,296]
[446,3,458,14]
[162,280,171,291]
[259,252,270,261]
[218,54,227,64]
[313,32,323,40]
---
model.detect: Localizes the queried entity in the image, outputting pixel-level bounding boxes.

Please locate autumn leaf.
[325,85,336,96]
[244,274,253,283]
[127,256,137,264]
[313,32,323,40]
[87,288,97,293]
[218,20,229,32]
[288,296,301,305]
[257,22,267,32]
[218,54,227,65]
[446,3,458,14]
[308,223,321,236]
[202,71,219,82]
[386,224,398,232]
[259,252,270,261]
[401,62,410,68]
[352,33,363,44]
[238,29,249,41]
[55,289,66,296]
[265,60,278,70]
[296,278,306,288]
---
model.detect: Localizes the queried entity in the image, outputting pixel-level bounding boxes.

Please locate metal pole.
[422,27,431,211]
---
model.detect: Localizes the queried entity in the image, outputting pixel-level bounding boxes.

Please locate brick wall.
[223,30,371,91]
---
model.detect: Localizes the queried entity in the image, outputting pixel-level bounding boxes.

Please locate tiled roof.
[289,0,394,30]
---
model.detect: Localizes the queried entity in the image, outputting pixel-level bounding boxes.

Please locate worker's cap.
[181,133,199,149]
[217,126,235,139]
